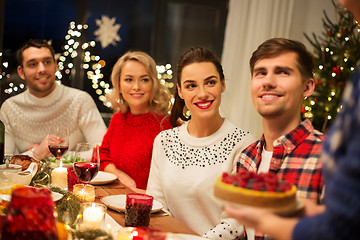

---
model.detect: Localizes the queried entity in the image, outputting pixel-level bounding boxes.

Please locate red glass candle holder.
[125,193,153,227]
[1,186,58,240]
[67,167,81,191]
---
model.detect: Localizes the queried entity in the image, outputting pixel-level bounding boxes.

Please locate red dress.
[99,111,171,189]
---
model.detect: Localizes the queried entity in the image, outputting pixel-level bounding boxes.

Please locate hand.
[224,205,298,240]
[103,164,138,190]
[117,173,137,190]
[47,134,66,146]
[302,199,325,217]
[28,134,52,160]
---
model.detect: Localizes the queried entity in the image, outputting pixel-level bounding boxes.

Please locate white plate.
[0,192,63,202]
[169,234,209,240]
[101,194,164,213]
[0,194,11,202]
[90,171,117,185]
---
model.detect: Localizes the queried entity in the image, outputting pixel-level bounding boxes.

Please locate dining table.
[94,178,198,235]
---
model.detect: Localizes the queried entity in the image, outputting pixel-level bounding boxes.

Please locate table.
[94,179,198,235]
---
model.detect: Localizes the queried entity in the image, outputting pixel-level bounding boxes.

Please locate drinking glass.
[1,187,58,240]
[125,193,153,227]
[73,143,100,185]
[48,127,69,161]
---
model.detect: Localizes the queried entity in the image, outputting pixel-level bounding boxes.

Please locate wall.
[290,0,337,49]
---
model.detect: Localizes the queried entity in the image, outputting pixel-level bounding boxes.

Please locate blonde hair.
[106,51,172,115]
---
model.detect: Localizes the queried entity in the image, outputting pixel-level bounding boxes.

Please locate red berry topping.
[221,171,292,192]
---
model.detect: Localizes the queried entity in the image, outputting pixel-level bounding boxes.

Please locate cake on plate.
[214,170,297,212]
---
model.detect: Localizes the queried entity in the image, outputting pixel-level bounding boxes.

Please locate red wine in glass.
[73,162,99,184]
[48,128,69,160]
[48,145,69,159]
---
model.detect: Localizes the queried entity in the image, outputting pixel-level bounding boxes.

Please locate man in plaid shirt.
[237,38,324,240]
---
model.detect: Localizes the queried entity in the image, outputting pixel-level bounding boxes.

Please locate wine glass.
[48,127,69,161]
[73,143,100,185]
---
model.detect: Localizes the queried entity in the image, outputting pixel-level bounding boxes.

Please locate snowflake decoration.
[94,15,121,48]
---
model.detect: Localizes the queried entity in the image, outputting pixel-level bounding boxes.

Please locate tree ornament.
[303,0,360,132]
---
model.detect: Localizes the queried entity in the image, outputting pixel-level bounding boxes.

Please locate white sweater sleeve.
[146,133,170,213]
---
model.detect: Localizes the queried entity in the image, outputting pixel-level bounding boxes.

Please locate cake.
[214,170,297,212]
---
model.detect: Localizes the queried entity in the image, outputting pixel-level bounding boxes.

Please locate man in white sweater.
[0,39,107,160]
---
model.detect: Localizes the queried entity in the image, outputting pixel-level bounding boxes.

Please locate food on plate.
[0,199,9,215]
[9,155,39,171]
[48,155,83,164]
[0,184,26,195]
[214,170,297,212]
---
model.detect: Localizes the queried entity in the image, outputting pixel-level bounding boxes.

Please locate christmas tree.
[57,21,111,108]
[303,1,360,132]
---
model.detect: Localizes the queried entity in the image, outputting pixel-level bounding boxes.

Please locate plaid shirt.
[237,119,324,240]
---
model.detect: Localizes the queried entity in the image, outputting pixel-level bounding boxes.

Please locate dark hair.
[17,39,56,67]
[249,38,314,81]
[169,47,225,127]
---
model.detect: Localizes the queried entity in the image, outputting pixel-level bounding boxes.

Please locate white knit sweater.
[147,119,255,236]
[0,84,107,157]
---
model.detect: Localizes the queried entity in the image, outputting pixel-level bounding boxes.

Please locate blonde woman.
[100,51,172,193]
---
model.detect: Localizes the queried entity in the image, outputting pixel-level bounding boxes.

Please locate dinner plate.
[101,194,164,213]
[0,192,63,202]
[90,171,117,185]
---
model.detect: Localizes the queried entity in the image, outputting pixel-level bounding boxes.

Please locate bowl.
[0,164,22,173]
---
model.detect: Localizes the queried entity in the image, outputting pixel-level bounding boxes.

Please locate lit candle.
[73,184,95,202]
[51,162,67,189]
[82,203,106,228]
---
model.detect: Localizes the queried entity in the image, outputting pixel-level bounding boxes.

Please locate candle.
[73,184,95,202]
[51,164,67,189]
[82,203,106,228]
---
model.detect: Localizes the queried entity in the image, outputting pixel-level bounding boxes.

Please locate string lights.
[57,22,111,106]
[1,22,175,108]
[302,2,360,132]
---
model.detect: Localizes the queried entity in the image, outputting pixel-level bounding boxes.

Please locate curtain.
[220,0,295,138]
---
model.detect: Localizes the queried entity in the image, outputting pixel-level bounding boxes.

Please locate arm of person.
[1,110,17,156]
[146,134,169,213]
[223,196,326,240]
[224,205,297,240]
[104,163,137,190]
[203,214,245,240]
[203,133,255,240]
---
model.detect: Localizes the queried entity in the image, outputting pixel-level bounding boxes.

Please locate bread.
[9,155,39,171]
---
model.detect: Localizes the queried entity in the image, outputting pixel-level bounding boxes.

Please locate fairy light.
[156,64,174,89]
[56,22,111,106]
